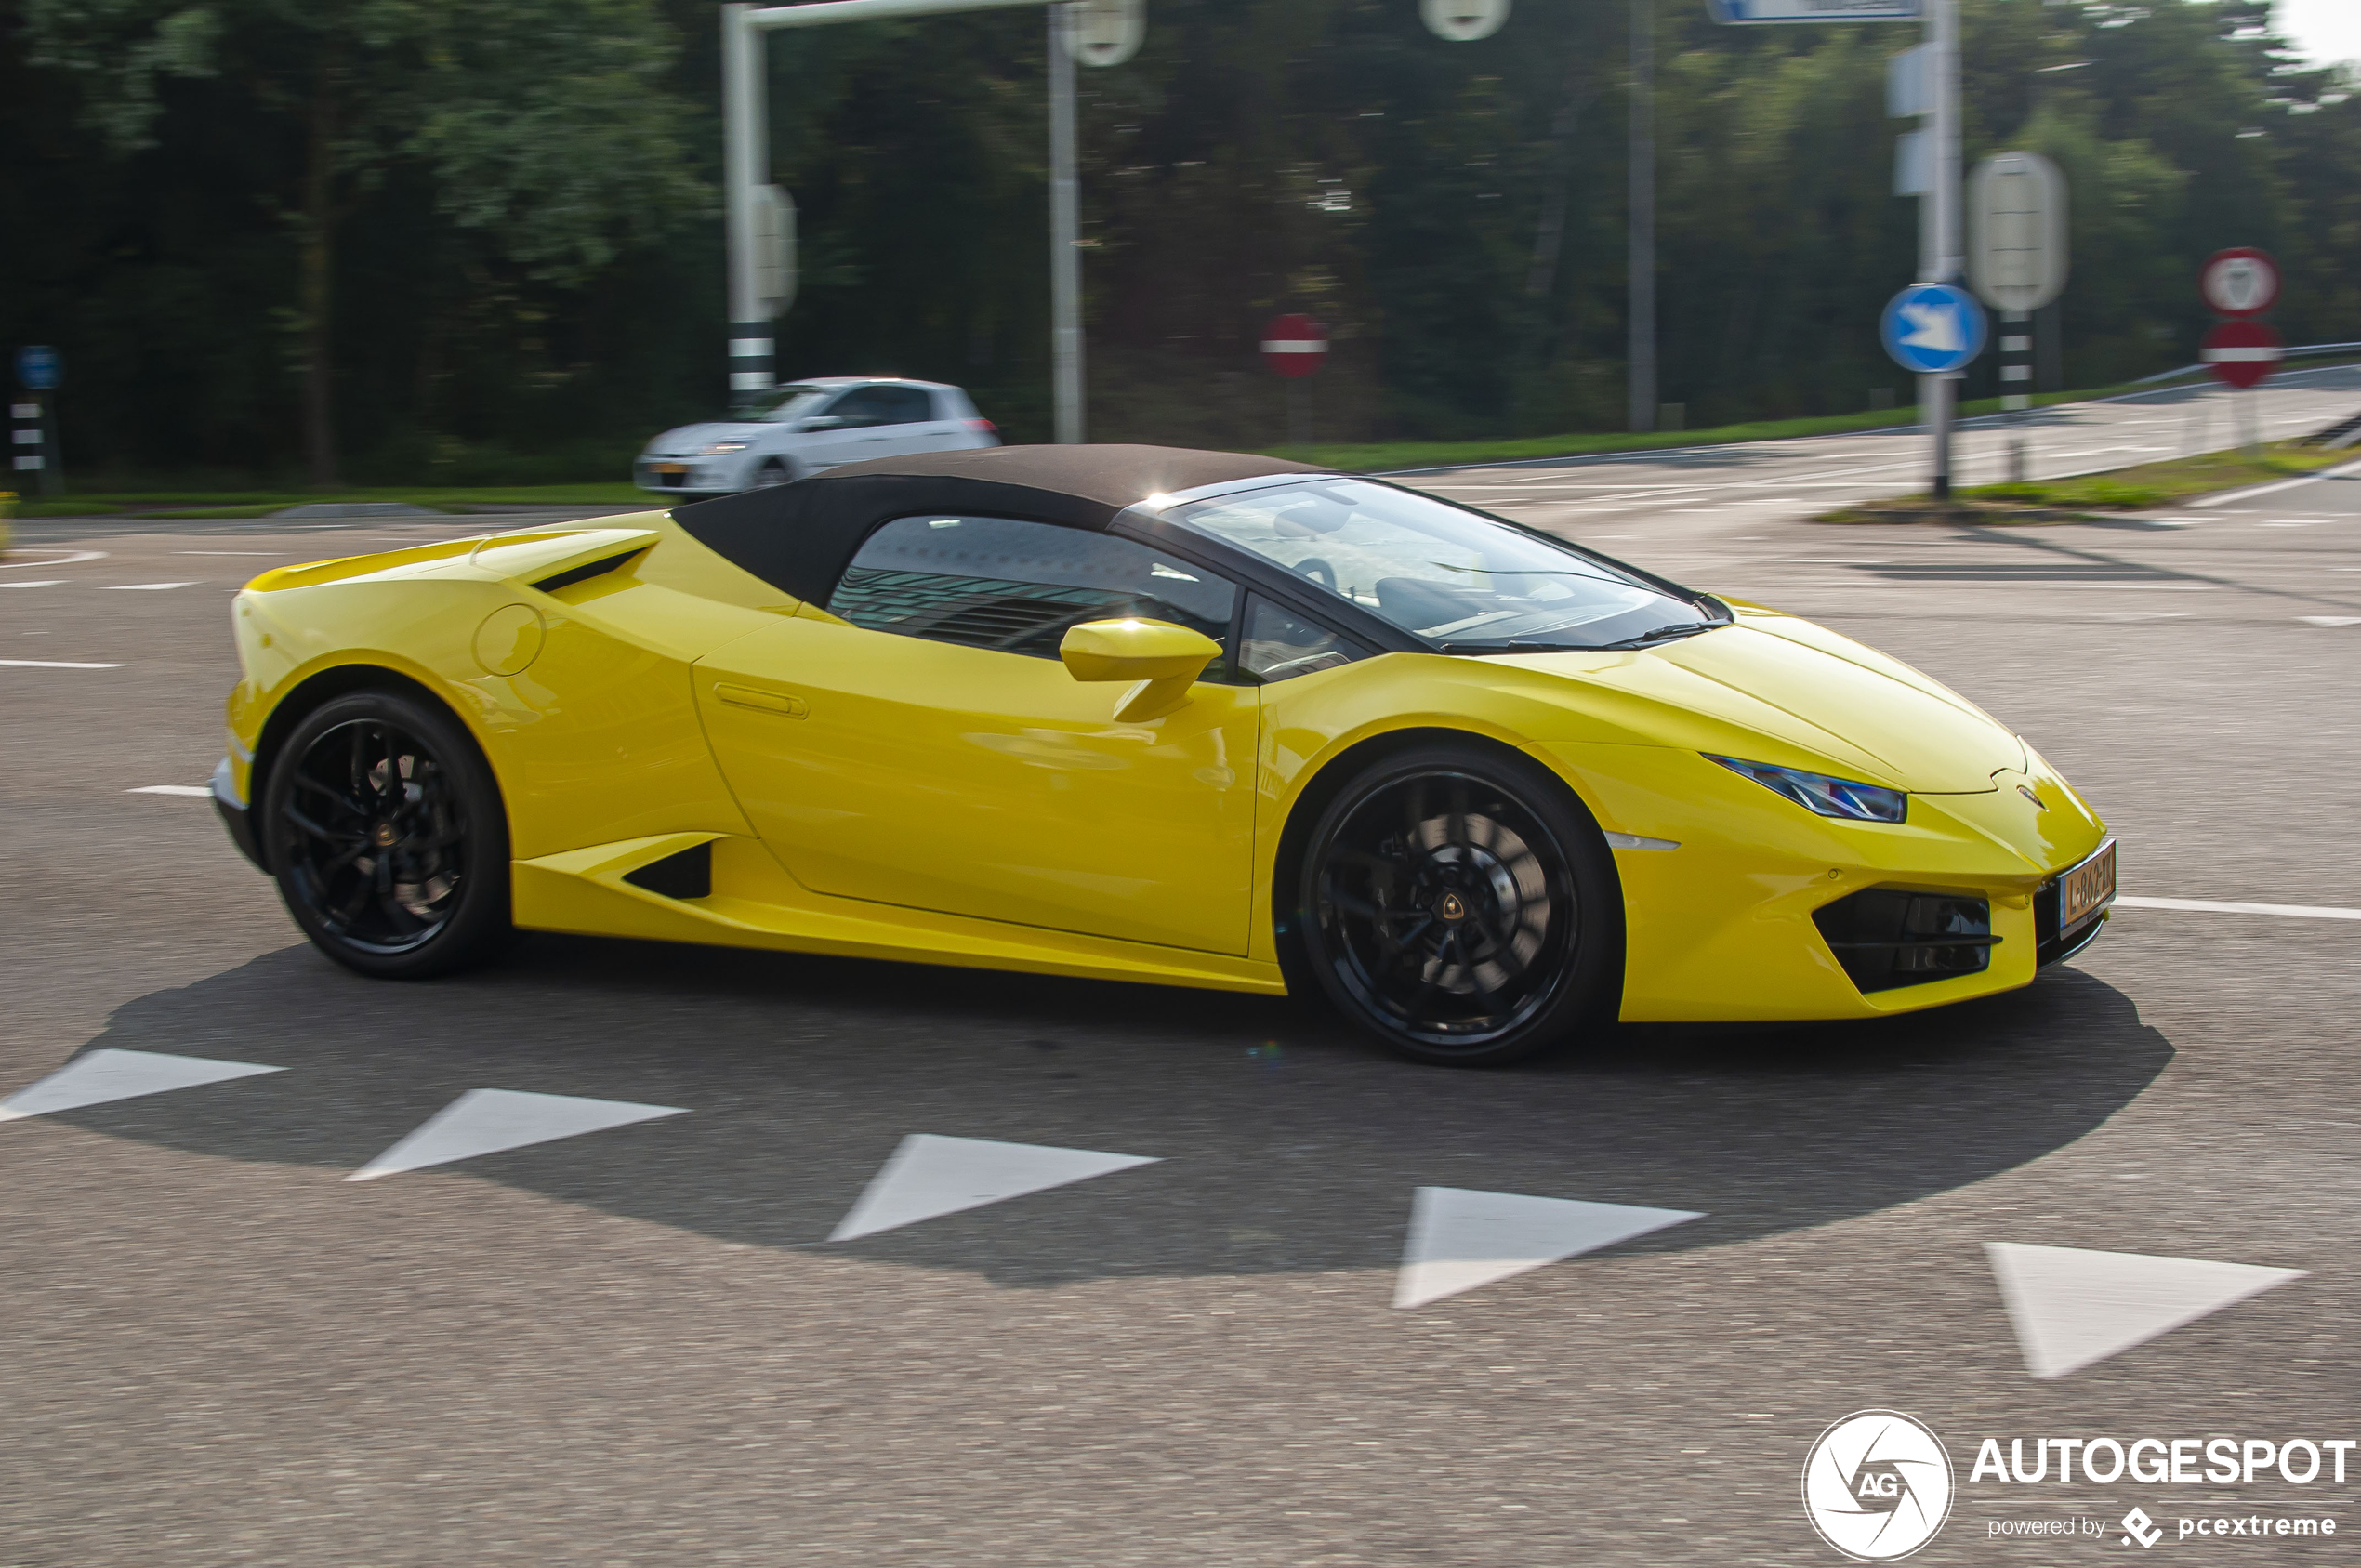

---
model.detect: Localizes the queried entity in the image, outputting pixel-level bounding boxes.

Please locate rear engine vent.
[532,549,644,595]
[1813,889,1997,994]
[622,841,712,901]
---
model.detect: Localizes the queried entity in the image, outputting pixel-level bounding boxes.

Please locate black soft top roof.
[671,443,1327,606]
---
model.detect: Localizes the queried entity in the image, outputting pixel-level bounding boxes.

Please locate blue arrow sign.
[1880,283,1986,375]
[1707,0,1918,22]
[16,345,59,391]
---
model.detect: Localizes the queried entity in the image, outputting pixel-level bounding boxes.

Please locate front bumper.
[1530,742,2111,1023]
[633,457,737,495]
[212,757,265,872]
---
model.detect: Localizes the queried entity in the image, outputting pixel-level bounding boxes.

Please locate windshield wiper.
[1594,622,1715,650]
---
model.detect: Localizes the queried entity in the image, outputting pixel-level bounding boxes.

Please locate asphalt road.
[5,396,2360,1565]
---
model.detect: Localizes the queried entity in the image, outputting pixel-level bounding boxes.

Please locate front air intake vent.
[1813,889,1996,994]
[622,841,712,900]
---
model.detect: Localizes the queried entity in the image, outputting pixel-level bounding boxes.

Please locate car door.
[788,386,903,471]
[692,514,1259,955]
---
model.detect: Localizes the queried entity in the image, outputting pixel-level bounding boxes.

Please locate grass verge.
[1956,440,2353,510]
[11,482,653,520]
[1263,388,2126,472]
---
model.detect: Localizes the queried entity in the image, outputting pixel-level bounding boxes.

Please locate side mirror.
[1059,618,1220,722]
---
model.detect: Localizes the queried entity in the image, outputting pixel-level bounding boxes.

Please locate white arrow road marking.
[1896,302,1966,354]
[127,784,212,797]
[1985,1242,2306,1379]
[0,1048,283,1122]
[828,1134,1160,1242]
[0,658,126,669]
[1394,1187,1703,1309]
[348,1088,688,1182]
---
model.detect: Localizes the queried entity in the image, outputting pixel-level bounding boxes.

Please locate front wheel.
[261,690,513,979]
[1291,745,1619,1066]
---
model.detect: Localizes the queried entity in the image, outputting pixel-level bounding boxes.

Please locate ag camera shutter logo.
[1802,1410,1956,1561]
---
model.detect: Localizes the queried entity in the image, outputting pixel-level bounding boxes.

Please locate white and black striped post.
[1999,309,2031,482]
[10,393,57,497]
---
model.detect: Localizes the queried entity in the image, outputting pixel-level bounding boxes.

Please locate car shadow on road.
[36,933,2173,1286]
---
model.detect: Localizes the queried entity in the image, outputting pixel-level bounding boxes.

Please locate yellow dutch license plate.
[650,462,687,475]
[2059,840,2117,929]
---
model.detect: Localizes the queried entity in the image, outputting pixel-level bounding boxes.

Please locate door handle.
[714,682,809,718]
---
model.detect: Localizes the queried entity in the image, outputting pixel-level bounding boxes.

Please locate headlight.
[696,441,750,455]
[1705,755,1907,823]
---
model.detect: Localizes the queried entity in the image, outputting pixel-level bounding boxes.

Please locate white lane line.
[178,550,301,557]
[2116,895,2361,920]
[100,582,196,591]
[0,658,126,668]
[2194,455,2361,507]
[0,549,106,570]
[1985,1242,2306,1380]
[128,784,212,797]
[1,1048,284,1123]
[2298,615,2361,627]
[0,580,65,588]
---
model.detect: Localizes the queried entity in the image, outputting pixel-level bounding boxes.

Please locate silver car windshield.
[1169,479,1716,652]
[757,385,836,423]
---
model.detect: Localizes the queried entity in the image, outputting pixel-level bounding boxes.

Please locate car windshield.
[1168,478,1718,652]
[756,384,836,423]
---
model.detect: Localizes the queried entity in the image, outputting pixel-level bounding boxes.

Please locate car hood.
[644,420,777,455]
[1507,611,2025,793]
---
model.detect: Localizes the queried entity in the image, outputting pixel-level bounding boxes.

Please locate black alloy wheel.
[262,690,512,979]
[1293,745,1618,1066]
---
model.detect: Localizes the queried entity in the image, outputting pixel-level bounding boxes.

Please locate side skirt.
[511,832,1288,996]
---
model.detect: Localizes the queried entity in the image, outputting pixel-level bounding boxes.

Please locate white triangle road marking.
[1985,1241,2307,1379]
[0,1048,283,1122]
[828,1133,1160,1242]
[1394,1187,1703,1309]
[348,1088,689,1182]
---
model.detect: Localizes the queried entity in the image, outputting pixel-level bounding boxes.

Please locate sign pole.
[1627,0,1655,434]
[722,4,776,415]
[1922,0,1959,499]
[1048,2,1085,444]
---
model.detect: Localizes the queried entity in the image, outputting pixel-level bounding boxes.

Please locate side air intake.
[622,841,712,900]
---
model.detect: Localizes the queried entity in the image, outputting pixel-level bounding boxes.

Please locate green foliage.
[2,0,2354,483]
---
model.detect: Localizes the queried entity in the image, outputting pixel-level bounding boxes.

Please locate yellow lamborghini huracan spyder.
[213,445,2115,1065]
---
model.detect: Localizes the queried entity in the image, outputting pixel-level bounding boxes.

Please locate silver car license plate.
[2059,839,2117,929]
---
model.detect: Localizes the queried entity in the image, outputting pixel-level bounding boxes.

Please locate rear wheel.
[262,690,512,979]
[1292,744,1617,1066]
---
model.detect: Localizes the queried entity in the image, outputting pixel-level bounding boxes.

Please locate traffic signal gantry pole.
[721,0,1078,431]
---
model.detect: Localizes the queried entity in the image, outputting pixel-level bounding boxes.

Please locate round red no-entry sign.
[2200,319,2283,389]
[1260,313,1327,379]
[2199,247,2279,318]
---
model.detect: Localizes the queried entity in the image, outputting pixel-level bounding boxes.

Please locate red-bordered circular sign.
[2199,247,2280,317]
[1260,313,1328,379]
[2200,318,2283,389]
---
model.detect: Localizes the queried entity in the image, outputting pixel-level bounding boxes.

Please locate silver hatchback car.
[634,377,998,496]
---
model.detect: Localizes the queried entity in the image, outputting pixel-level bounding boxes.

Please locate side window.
[823,387,896,428]
[1239,595,1366,682]
[877,386,934,425]
[828,515,1241,670]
